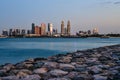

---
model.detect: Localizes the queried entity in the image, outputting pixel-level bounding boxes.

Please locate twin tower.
[61,20,71,36]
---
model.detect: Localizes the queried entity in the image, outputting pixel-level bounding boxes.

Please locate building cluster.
[76,28,99,36]
[1,20,100,37]
[2,20,71,37]
[30,23,58,37]
[61,20,71,36]
[2,29,26,37]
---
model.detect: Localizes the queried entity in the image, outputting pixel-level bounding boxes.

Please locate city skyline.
[0,0,120,34]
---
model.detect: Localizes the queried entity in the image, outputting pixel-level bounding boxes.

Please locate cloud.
[99,1,120,5]
[114,1,120,4]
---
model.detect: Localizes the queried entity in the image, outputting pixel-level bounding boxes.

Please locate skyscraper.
[21,29,26,35]
[9,29,13,36]
[2,29,8,36]
[32,23,35,34]
[61,21,64,35]
[34,26,40,35]
[41,23,46,36]
[67,20,71,35]
[48,23,53,35]
[93,28,99,34]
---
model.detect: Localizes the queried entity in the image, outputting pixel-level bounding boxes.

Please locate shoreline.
[0,44,120,80]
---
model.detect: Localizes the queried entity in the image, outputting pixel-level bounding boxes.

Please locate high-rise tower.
[48,23,53,35]
[61,21,64,35]
[41,23,46,36]
[32,23,35,34]
[67,20,71,35]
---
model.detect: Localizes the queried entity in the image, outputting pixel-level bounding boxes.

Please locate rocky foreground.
[0,45,120,80]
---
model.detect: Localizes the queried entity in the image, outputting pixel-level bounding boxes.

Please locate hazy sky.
[0,0,120,34]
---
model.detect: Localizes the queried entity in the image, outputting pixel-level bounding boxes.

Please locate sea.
[0,37,120,65]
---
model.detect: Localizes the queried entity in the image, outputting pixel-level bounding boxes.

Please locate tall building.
[21,29,26,35]
[64,28,67,34]
[61,21,64,35]
[27,30,32,34]
[34,26,40,34]
[87,30,91,35]
[41,23,46,36]
[67,20,71,35]
[48,23,53,35]
[16,29,20,35]
[93,28,99,34]
[32,23,35,34]
[2,29,8,36]
[9,29,13,36]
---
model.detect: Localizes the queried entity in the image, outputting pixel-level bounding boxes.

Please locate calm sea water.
[0,38,120,65]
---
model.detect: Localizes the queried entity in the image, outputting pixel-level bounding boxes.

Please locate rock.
[74,67,86,72]
[65,72,78,79]
[72,58,85,63]
[49,69,68,77]
[20,74,41,80]
[58,56,72,63]
[43,62,58,69]
[26,58,34,62]
[98,56,111,62]
[88,66,102,74]
[16,69,32,78]
[3,63,15,71]
[34,62,44,68]
[8,69,19,76]
[33,68,48,74]
[73,52,84,58]
[17,71,28,78]
[113,73,120,80]
[72,76,85,80]
[86,58,98,63]
[34,58,47,62]
[1,76,19,80]
[48,78,70,80]
[20,69,32,74]
[15,62,33,69]
[59,64,75,71]
[0,69,7,77]
[97,65,110,70]
[73,74,94,80]
[94,75,107,80]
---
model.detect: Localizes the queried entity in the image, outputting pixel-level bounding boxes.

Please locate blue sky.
[0,0,120,34]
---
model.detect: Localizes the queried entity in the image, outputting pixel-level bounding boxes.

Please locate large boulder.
[43,62,58,69]
[94,75,107,80]
[33,68,48,74]
[20,74,41,80]
[48,78,70,80]
[0,69,7,77]
[1,76,19,80]
[49,69,68,77]
[58,56,72,63]
[88,66,102,74]
[3,63,15,71]
[59,64,75,71]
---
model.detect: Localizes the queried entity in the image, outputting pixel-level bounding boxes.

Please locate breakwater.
[0,44,120,80]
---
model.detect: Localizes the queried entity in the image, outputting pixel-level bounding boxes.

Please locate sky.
[0,0,120,34]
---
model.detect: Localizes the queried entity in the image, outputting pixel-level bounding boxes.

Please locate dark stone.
[0,70,8,77]
[34,58,47,62]
[34,62,44,68]
[113,74,120,80]
[98,56,111,62]
[73,76,85,80]
[74,67,86,72]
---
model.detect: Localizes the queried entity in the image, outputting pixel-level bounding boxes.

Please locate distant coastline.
[0,35,120,38]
